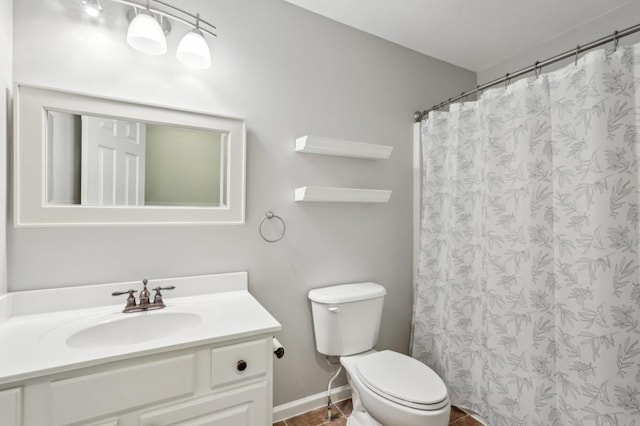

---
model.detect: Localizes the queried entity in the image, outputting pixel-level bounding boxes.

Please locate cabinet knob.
[237,360,248,371]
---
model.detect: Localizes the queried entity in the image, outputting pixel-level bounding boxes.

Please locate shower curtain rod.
[413,21,640,122]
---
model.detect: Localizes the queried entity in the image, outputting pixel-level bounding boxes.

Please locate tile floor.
[274,400,482,426]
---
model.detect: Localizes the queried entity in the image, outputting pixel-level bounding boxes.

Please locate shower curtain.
[412,45,640,426]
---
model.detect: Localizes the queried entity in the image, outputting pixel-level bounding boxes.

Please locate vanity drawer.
[51,354,195,425]
[0,387,21,426]
[211,339,268,388]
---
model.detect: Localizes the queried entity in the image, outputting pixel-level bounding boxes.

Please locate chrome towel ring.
[259,211,286,243]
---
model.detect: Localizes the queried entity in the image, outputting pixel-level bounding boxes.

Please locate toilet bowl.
[341,350,450,426]
[308,282,450,426]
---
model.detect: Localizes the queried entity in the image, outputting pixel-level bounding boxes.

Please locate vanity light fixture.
[81,0,103,17]
[176,15,211,69]
[79,0,217,69]
[127,8,167,55]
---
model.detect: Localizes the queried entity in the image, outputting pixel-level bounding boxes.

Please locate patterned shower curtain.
[412,45,640,426]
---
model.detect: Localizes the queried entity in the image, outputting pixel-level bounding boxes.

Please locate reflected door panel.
[81,116,146,206]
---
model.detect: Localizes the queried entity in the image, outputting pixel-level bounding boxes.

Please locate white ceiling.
[283,0,635,72]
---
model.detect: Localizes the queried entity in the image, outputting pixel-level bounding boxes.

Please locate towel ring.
[259,211,286,243]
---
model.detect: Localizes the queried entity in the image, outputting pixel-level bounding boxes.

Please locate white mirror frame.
[14,84,246,226]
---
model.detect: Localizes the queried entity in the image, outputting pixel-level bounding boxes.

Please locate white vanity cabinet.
[11,335,273,426]
[0,273,282,426]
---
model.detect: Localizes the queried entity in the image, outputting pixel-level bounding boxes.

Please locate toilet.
[308,282,450,426]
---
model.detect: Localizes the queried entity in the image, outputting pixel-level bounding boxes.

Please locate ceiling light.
[82,0,103,17]
[126,9,167,56]
[177,29,211,69]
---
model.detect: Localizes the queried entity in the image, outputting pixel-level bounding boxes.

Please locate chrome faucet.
[112,279,176,313]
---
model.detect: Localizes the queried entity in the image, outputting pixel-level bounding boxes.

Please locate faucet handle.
[153,286,176,291]
[112,289,138,309]
[152,286,175,305]
[111,289,137,296]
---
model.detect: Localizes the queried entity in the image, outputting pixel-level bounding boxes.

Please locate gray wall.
[0,0,11,296]
[478,1,640,82]
[9,0,475,405]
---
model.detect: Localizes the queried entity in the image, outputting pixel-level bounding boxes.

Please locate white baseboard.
[273,384,352,423]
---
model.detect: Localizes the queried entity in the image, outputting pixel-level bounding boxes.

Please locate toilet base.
[347,412,381,426]
[346,379,382,426]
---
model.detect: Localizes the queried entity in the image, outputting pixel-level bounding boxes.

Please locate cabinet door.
[0,388,21,426]
[51,354,195,425]
[139,381,268,426]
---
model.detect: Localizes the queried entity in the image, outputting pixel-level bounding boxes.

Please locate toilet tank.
[308,282,386,356]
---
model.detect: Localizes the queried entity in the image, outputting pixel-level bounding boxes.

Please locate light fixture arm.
[104,0,217,38]
[150,0,214,29]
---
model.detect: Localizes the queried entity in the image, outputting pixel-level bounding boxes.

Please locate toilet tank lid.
[308,282,386,304]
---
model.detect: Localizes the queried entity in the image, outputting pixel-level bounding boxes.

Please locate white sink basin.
[66,312,202,348]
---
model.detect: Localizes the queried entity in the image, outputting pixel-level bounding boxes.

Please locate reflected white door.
[81,116,146,206]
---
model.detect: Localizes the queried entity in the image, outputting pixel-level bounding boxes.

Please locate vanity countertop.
[0,272,281,386]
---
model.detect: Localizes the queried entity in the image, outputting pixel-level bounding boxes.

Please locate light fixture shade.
[176,29,211,69]
[82,0,103,17]
[127,11,167,56]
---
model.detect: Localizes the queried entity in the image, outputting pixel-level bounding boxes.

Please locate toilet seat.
[354,350,449,411]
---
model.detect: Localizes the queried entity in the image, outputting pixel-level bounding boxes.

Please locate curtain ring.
[575,45,580,66]
[613,30,620,51]
[505,73,510,88]
[534,61,541,79]
[476,84,482,98]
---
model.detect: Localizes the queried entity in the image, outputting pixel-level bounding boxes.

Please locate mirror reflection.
[46,111,227,208]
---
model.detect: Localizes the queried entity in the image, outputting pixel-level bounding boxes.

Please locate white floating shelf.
[295,186,392,203]
[295,135,393,160]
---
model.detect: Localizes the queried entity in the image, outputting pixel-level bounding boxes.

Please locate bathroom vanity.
[0,272,281,426]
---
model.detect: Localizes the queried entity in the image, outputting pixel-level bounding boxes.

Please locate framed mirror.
[14,85,246,226]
